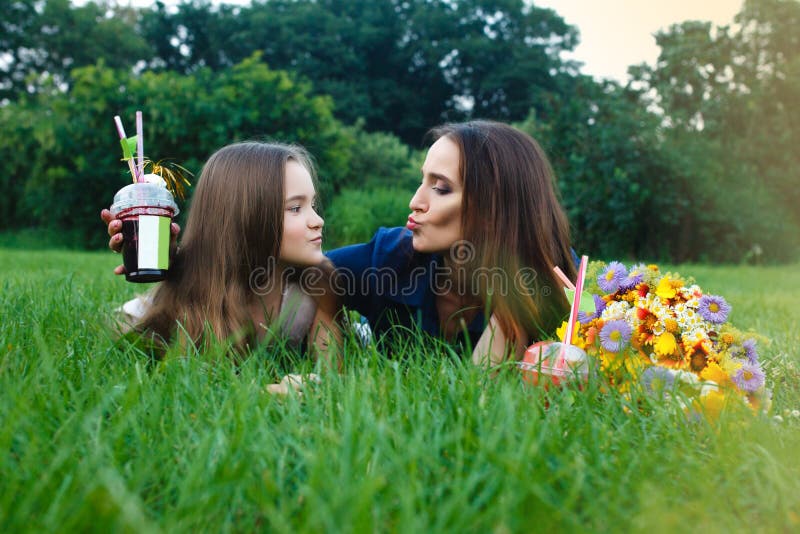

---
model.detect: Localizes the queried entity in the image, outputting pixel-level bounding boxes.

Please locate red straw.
[135,111,144,181]
[113,115,139,182]
[562,255,588,348]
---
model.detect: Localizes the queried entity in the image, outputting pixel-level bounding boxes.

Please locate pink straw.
[135,111,144,181]
[553,266,576,291]
[113,115,139,181]
[562,255,588,348]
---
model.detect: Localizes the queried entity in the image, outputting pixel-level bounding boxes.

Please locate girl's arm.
[307,296,342,372]
[471,313,525,368]
[265,294,341,396]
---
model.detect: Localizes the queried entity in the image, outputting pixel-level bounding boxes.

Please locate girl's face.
[279,160,325,266]
[407,135,463,254]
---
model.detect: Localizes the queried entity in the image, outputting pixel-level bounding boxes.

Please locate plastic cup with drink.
[110,178,179,283]
[519,341,589,388]
[519,254,591,389]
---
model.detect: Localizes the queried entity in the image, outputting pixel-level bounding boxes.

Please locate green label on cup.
[137,215,170,270]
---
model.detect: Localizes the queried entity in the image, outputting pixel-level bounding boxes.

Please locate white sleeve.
[113,293,153,334]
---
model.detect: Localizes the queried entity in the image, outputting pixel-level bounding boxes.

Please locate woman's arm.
[471,313,525,368]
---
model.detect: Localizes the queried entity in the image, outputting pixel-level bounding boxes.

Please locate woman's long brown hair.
[429,121,577,348]
[137,141,318,352]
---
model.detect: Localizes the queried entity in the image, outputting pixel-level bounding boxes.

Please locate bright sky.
[105,0,744,83]
[534,0,744,82]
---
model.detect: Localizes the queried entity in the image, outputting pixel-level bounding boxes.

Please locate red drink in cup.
[110,182,179,283]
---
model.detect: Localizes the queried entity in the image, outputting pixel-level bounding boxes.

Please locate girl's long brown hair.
[429,121,577,348]
[137,141,318,352]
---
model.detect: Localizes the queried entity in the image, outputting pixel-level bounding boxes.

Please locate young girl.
[102,141,340,370]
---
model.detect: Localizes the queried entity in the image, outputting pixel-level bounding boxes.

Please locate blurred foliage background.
[1,0,798,262]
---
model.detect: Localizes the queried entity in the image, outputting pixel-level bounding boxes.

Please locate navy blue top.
[325,227,487,347]
[326,227,580,349]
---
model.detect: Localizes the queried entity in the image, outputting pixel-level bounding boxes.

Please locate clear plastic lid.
[111,182,179,216]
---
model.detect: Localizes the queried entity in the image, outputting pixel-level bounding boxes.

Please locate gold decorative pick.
[146,159,193,199]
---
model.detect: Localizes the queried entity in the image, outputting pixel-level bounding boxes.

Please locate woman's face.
[280,160,325,266]
[407,135,463,254]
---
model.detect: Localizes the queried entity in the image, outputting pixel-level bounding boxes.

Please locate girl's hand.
[266,373,321,395]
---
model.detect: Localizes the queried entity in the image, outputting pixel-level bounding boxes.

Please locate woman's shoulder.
[371,226,415,263]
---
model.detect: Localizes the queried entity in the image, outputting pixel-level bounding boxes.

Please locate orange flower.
[585,326,598,345]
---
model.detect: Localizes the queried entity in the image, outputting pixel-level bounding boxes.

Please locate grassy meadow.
[1,248,799,533]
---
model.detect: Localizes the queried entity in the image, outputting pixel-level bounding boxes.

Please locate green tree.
[0,0,150,101]
[519,75,695,261]
[139,0,578,144]
[630,0,800,261]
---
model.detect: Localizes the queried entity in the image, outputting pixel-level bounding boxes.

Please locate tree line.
[1,0,798,261]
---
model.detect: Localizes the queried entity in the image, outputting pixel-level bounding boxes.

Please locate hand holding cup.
[101,207,180,276]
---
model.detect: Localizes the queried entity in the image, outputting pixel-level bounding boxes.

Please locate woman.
[327,121,577,365]
[102,141,341,368]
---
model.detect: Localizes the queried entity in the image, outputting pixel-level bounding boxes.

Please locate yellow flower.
[654,332,678,356]
[720,332,735,345]
[599,348,628,373]
[656,277,677,299]
[624,356,646,379]
[556,320,584,348]
[720,358,742,376]
[664,318,679,333]
[698,390,728,421]
[700,361,729,385]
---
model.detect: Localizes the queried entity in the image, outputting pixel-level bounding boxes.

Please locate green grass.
[1,249,799,533]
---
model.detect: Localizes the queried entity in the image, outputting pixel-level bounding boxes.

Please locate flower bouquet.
[520,260,771,417]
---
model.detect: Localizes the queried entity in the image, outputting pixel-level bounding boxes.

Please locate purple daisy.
[598,261,628,293]
[697,295,731,324]
[732,362,765,392]
[742,338,759,364]
[620,264,645,291]
[593,294,607,315]
[641,366,676,395]
[578,294,608,323]
[598,319,632,353]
